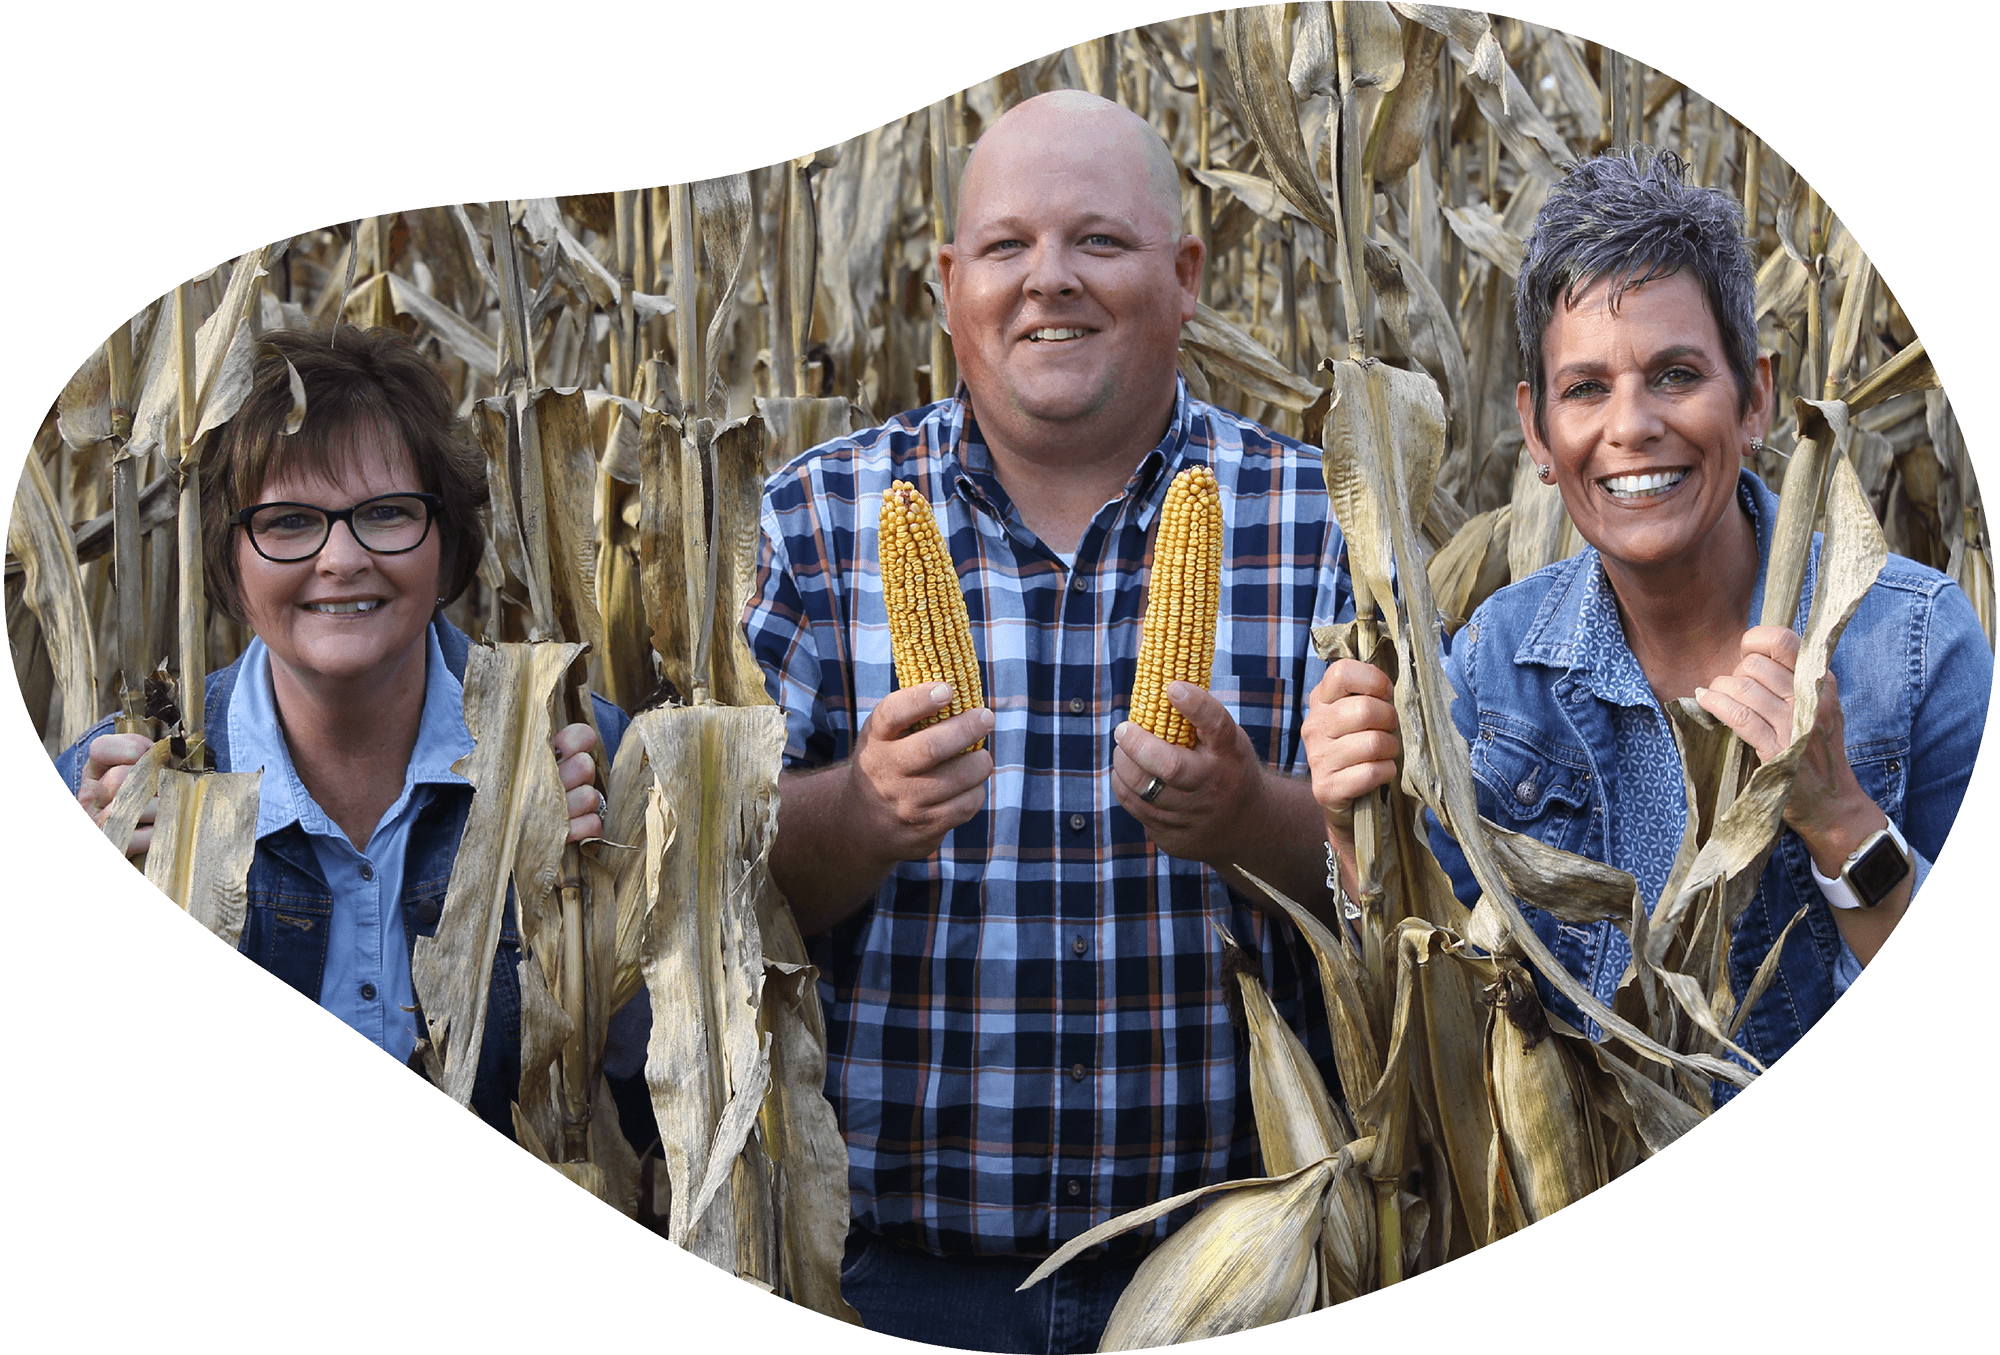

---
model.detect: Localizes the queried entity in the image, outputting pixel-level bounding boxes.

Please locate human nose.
[1022,239,1079,299]
[314,516,373,572]
[1603,376,1665,448]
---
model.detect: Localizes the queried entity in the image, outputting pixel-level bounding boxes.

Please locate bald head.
[955,90,1184,239]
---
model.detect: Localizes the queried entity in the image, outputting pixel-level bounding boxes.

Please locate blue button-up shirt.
[228,624,475,1064]
[744,380,1352,1258]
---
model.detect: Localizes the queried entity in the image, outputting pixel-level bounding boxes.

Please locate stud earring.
[1535,462,1554,484]
[1749,436,1766,453]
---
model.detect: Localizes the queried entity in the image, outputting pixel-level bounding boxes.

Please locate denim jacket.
[1430,471,1990,1091]
[57,618,633,1137]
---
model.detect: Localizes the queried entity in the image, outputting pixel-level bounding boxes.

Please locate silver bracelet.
[1324,841,1361,922]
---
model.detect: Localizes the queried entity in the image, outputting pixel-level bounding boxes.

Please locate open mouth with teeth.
[303,600,385,615]
[1025,327,1092,343]
[1597,469,1688,501]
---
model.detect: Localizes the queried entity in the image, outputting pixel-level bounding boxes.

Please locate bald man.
[744,91,1351,1353]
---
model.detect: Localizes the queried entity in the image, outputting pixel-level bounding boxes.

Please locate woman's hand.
[1695,626,1880,868]
[77,732,159,857]
[553,723,606,844]
[1697,625,1910,961]
[1302,660,1402,890]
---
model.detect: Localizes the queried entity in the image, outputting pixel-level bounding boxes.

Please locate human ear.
[1515,380,1551,463]
[1175,234,1205,320]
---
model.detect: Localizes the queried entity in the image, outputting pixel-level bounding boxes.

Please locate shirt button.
[414,901,442,928]
[359,861,374,881]
[1069,696,1086,714]
[1514,773,1539,805]
[1071,1062,1088,1081]
[1068,813,1086,832]
[1066,1179,1083,1197]
[1071,574,1087,592]
[1072,936,1088,956]
[359,983,377,1001]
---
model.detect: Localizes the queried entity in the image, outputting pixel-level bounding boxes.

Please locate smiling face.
[1519,268,1772,585]
[233,421,442,706]
[938,92,1201,460]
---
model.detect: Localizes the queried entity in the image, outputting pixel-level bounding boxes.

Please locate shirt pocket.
[1470,721,1597,858]
[1209,664,1291,769]
[242,893,333,1000]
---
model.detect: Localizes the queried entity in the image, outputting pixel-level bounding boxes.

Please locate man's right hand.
[848,683,996,862]
[77,732,159,857]
[774,683,995,936]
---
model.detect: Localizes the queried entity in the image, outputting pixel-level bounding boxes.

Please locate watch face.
[1847,833,1912,907]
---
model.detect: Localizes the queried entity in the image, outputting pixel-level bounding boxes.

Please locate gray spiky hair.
[1515,147,1760,438]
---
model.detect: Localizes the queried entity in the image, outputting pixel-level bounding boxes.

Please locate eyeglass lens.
[245,495,433,561]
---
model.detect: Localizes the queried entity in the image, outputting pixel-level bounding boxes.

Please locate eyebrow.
[1551,343,1714,382]
[969,210,1144,239]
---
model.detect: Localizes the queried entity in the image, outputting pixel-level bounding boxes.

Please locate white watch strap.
[1810,816,1910,910]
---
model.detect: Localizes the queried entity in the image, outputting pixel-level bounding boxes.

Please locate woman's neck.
[268,644,429,849]
[1601,504,1760,705]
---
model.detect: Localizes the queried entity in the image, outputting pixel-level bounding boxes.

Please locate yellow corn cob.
[880,480,985,747]
[1130,465,1222,747]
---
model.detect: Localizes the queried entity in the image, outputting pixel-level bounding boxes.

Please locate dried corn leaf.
[1440,200,1524,279]
[638,410,693,700]
[520,386,605,656]
[1220,7,1343,243]
[756,922,861,1322]
[635,702,785,1267]
[1024,1153,1363,1349]
[386,272,500,375]
[9,452,97,750]
[411,641,579,1107]
[143,767,260,949]
[97,738,171,855]
[1427,504,1510,632]
[1484,976,1604,1223]
[1182,303,1323,412]
[1369,20,1446,182]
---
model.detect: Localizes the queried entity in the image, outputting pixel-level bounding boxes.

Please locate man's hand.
[847,682,996,862]
[1112,682,1267,866]
[552,722,604,845]
[774,683,995,935]
[78,732,158,856]
[1301,660,1401,894]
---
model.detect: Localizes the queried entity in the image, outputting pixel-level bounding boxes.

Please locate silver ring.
[1139,775,1165,804]
[595,790,608,819]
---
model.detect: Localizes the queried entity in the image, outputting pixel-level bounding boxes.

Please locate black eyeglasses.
[232,492,441,563]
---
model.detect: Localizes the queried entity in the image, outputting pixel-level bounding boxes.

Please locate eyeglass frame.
[231,491,443,563]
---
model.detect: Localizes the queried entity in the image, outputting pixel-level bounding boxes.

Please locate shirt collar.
[1513,468,1792,680]
[230,621,473,841]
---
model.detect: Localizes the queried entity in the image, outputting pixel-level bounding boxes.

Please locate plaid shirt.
[744,380,1352,1258]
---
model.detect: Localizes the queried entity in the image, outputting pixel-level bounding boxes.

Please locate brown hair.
[201,326,488,621]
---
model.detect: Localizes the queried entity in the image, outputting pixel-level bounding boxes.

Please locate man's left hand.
[1113,681,1265,866]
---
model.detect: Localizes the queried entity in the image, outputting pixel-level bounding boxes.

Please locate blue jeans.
[841,1230,1142,1354]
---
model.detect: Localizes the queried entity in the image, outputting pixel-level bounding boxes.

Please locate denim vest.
[57,618,633,1137]
[1429,471,1990,1095]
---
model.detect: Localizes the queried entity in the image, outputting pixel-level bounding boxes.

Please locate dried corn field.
[4,2,1996,1352]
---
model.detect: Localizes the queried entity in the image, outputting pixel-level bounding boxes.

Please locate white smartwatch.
[1810,816,1912,910]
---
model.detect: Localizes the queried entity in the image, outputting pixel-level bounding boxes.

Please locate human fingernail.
[1694,686,1708,700]
[930,684,950,704]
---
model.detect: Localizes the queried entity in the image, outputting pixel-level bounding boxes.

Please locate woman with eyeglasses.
[58,325,639,1138]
